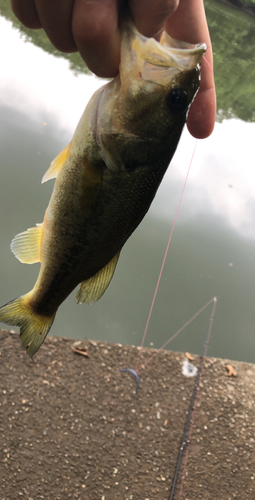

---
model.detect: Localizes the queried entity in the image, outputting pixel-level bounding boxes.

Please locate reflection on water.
[156,122,255,240]
[205,0,255,122]
[0,0,88,75]
[0,4,255,363]
[2,0,255,121]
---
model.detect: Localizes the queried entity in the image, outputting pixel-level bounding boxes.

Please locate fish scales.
[36,157,168,316]
[0,13,206,356]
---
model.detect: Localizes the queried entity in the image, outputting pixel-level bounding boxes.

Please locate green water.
[1,1,255,363]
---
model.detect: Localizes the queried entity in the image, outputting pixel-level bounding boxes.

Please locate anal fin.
[11,223,43,264]
[76,252,120,304]
[42,143,71,183]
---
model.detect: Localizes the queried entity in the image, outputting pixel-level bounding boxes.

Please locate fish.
[0,14,206,356]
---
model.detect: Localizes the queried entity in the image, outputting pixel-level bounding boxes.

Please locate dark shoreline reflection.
[204,0,255,122]
[0,2,89,75]
[1,0,255,121]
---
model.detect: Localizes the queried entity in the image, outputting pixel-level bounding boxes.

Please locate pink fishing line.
[203,54,214,73]
[135,141,198,372]
[137,297,214,373]
[134,52,215,373]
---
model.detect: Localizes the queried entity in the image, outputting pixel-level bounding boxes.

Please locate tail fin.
[0,294,56,357]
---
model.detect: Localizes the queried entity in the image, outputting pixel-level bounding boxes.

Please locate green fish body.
[0,17,205,356]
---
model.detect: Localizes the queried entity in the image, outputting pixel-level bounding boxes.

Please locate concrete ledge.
[0,329,254,499]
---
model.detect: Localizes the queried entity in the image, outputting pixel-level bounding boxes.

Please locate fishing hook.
[120,368,140,394]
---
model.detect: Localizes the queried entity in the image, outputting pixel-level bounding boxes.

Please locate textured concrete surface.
[0,329,255,499]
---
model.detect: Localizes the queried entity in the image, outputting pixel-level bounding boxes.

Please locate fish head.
[97,20,206,171]
[119,23,206,137]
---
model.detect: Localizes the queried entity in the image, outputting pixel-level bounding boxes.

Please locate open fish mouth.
[133,32,206,71]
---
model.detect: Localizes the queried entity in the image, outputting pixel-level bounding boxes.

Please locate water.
[1,1,255,363]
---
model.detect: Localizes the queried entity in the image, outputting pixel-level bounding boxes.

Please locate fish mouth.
[160,31,206,69]
[132,31,206,71]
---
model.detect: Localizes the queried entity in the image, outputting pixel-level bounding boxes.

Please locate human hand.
[11,0,216,139]
[165,0,216,139]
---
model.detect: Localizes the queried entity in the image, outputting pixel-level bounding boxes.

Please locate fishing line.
[135,141,198,373]
[177,296,217,499]
[120,296,215,390]
[136,296,214,374]
[168,297,217,500]
[121,53,214,384]
[203,54,214,73]
[129,54,215,380]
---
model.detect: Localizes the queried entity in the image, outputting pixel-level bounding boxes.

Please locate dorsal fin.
[42,143,71,184]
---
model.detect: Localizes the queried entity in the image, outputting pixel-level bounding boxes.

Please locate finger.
[72,0,120,78]
[34,0,77,53]
[129,0,179,38]
[11,0,41,29]
[186,60,216,139]
[165,0,216,138]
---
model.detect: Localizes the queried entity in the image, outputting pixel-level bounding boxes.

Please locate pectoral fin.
[42,143,71,183]
[76,251,120,304]
[11,223,43,264]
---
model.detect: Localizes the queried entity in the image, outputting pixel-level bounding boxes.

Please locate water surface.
[1,2,255,363]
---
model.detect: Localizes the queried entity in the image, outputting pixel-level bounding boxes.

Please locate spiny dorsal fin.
[42,143,71,184]
[10,223,43,264]
[76,251,120,304]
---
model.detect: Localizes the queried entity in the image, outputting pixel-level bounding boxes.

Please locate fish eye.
[166,88,188,113]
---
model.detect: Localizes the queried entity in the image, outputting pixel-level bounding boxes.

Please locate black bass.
[0,17,205,356]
